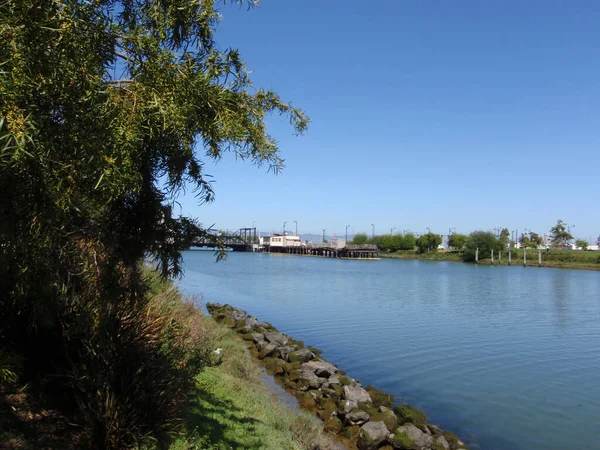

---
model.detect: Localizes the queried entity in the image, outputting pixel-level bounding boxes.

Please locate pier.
[265,243,379,259]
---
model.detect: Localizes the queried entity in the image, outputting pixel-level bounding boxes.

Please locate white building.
[260,234,303,248]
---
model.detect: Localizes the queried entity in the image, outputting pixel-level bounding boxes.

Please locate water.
[177,251,600,450]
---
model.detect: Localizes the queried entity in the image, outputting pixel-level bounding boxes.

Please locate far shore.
[380,250,600,271]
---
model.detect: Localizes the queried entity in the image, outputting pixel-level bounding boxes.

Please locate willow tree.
[1,0,307,445]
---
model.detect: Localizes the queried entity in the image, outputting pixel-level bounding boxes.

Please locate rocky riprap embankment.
[207,303,470,450]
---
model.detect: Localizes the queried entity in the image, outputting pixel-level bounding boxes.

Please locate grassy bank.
[381,249,600,270]
[0,272,333,449]
[169,304,334,450]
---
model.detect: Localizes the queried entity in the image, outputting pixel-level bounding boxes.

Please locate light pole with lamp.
[567,224,575,246]
[294,220,298,236]
[322,229,326,244]
[371,224,375,239]
[390,227,395,235]
[283,221,287,235]
[346,224,351,245]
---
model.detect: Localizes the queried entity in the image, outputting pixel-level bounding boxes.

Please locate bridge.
[191,227,258,252]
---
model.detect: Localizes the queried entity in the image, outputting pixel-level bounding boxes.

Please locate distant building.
[260,234,303,249]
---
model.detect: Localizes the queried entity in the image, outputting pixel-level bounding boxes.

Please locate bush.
[66,273,214,449]
[463,231,502,262]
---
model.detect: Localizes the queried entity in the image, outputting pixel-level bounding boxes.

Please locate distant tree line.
[352,220,594,262]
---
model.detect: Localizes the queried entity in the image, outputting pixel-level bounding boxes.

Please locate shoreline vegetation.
[207,303,471,450]
[379,249,600,271]
[0,272,336,449]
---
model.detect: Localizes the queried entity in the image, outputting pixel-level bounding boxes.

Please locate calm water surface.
[178,251,600,450]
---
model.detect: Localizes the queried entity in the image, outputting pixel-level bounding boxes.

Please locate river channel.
[177,250,600,450]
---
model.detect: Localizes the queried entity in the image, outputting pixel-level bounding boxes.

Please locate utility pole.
[346,225,351,245]
[322,229,326,244]
[283,221,287,235]
[294,220,298,235]
[371,224,375,239]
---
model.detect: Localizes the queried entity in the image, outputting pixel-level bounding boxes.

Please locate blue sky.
[177,1,600,242]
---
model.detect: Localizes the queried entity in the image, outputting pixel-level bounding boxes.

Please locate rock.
[371,409,398,432]
[328,375,342,385]
[358,421,390,450]
[321,387,337,398]
[276,346,295,361]
[391,424,433,449]
[310,390,323,403]
[252,333,265,345]
[231,309,247,322]
[304,360,338,377]
[338,375,352,386]
[245,316,259,329]
[342,399,358,414]
[283,361,302,373]
[432,436,450,450]
[343,385,372,404]
[258,343,277,359]
[309,377,328,389]
[263,331,289,346]
[393,404,428,424]
[288,348,315,363]
[346,410,370,425]
[379,406,390,412]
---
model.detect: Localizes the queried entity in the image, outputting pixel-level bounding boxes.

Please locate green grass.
[381,250,463,261]
[168,311,334,450]
[381,249,600,269]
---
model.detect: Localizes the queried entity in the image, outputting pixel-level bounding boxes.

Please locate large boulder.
[288,348,315,363]
[342,399,358,414]
[258,343,278,359]
[346,410,370,425]
[276,346,295,361]
[358,421,390,450]
[391,424,433,449]
[263,331,289,346]
[432,436,450,450]
[343,385,372,404]
[371,409,398,432]
[304,360,338,377]
[231,309,247,322]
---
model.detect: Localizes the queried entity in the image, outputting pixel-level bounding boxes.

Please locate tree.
[400,233,417,250]
[519,232,542,249]
[415,232,443,253]
[1,1,307,446]
[352,233,369,245]
[448,233,468,251]
[499,228,510,249]
[549,220,573,248]
[576,239,589,251]
[463,231,502,262]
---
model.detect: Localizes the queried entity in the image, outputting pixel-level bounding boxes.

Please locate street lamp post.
[322,229,326,244]
[283,221,287,235]
[426,227,431,234]
[567,224,575,246]
[346,224,351,244]
[371,224,375,239]
[294,220,298,235]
